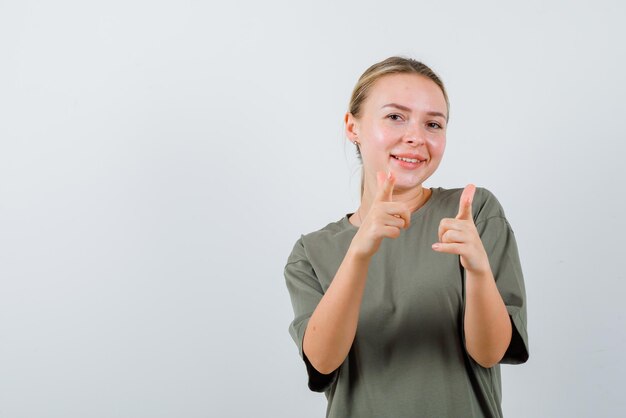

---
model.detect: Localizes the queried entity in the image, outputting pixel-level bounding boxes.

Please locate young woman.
[284,56,529,418]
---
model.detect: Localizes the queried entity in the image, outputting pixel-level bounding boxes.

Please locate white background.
[1,0,625,417]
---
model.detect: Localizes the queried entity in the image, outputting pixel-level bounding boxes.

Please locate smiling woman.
[345,71,448,218]
[347,58,449,198]
[284,56,529,418]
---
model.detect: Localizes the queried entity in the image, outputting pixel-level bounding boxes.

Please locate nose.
[403,123,426,146]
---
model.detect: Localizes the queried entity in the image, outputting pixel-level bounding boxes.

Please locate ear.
[344,112,359,141]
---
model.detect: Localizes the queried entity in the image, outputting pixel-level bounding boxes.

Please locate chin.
[395,173,423,185]
[395,180,423,191]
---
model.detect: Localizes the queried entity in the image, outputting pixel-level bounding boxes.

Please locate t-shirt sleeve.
[474,190,530,365]
[284,235,339,392]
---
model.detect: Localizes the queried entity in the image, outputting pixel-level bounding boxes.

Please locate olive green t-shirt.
[284,187,529,418]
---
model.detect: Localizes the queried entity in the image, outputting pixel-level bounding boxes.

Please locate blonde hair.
[348,56,450,198]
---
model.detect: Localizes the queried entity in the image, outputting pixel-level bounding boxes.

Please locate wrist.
[346,247,372,264]
[465,247,492,276]
[465,263,493,280]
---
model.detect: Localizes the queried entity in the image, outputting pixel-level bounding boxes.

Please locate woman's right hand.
[349,170,412,259]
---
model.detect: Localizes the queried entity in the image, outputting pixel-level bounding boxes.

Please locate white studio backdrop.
[1,0,625,417]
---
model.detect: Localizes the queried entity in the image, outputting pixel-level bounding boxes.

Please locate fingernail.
[387,169,391,179]
[432,243,440,250]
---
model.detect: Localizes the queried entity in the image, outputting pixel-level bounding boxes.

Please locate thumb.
[375,170,395,202]
[456,184,476,220]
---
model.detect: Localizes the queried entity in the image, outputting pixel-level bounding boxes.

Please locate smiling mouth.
[390,155,425,163]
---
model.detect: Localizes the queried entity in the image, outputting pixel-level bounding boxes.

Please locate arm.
[464,268,512,368]
[432,185,517,368]
[300,170,410,375]
[302,248,371,374]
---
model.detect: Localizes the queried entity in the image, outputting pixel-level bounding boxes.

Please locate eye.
[387,113,404,121]
[428,122,443,129]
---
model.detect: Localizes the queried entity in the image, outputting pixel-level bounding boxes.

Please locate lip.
[390,152,426,161]
[390,154,425,169]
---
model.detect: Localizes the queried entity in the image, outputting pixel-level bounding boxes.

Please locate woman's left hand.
[432,184,491,275]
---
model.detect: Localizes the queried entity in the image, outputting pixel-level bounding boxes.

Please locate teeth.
[393,155,420,163]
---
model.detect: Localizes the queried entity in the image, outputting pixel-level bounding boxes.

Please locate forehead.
[365,73,447,114]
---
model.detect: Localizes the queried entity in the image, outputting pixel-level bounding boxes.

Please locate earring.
[353,140,360,146]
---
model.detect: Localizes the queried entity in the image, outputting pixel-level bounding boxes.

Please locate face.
[346,73,448,193]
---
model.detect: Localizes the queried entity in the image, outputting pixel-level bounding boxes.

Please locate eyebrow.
[381,103,447,120]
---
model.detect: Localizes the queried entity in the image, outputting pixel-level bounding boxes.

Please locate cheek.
[370,121,395,135]
[368,124,398,147]
[427,136,446,155]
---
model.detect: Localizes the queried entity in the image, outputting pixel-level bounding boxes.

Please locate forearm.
[303,249,371,374]
[464,268,512,368]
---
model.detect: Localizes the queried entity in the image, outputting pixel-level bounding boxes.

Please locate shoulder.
[286,216,353,264]
[472,186,508,225]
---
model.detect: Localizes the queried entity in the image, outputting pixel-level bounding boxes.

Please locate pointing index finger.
[456,184,476,220]
[375,170,395,202]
